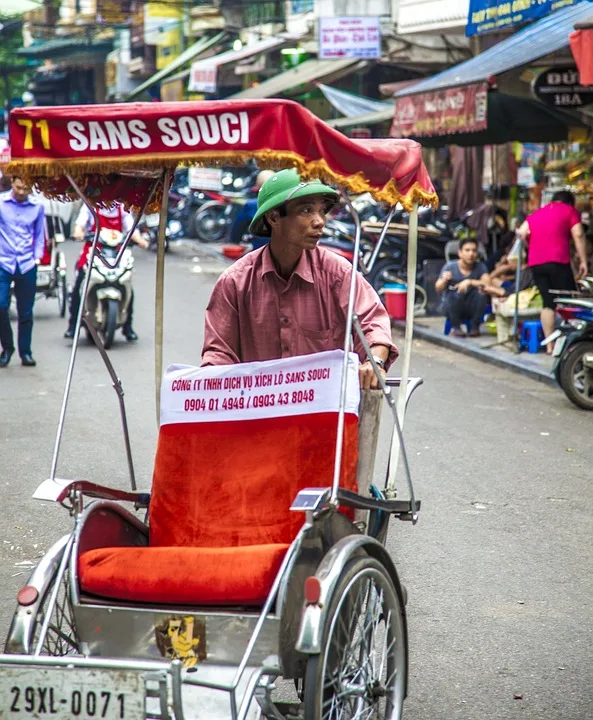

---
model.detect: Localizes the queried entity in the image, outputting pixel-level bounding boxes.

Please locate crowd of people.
[435,190,590,352]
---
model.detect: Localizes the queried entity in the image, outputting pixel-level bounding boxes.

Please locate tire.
[304,556,407,720]
[102,299,118,350]
[369,258,427,314]
[32,571,80,656]
[559,340,593,410]
[194,202,229,243]
[5,539,80,657]
[57,273,67,317]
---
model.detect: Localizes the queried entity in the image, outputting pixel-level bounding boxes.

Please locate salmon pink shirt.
[526,202,581,266]
[202,245,398,369]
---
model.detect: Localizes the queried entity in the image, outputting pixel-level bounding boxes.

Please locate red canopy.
[6,99,437,209]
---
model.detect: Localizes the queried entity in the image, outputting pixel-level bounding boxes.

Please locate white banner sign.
[188,167,223,191]
[188,62,217,93]
[319,16,381,60]
[160,350,360,426]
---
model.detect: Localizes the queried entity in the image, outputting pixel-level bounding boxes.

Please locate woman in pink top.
[518,191,588,353]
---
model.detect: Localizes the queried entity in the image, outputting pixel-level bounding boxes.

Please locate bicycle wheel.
[32,572,80,656]
[304,556,407,720]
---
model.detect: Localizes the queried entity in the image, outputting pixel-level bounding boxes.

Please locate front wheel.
[304,556,407,720]
[559,340,593,410]
[102,298,118,350]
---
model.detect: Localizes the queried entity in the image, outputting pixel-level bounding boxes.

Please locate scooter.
[543,278,593,410]
[83,229,134,350]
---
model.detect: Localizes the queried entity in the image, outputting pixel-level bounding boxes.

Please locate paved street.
[1,239,591,719]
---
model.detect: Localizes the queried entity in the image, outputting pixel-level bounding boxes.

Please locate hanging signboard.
[188,63,217,93]
[391,83,488,138]
[319,17,381,60]
[532,66,593,108]
[188,167,224,191]
[466,0,581,36]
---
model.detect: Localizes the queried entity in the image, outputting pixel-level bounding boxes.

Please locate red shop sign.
[391,82,488,138]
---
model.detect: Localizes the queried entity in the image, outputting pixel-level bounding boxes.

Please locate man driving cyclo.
[1,99,437,719]
[202,168,397,382]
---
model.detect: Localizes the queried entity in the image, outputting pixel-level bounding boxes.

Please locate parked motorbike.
[543,278,593,410]
[83,229,134,349]
[193,172,260,244]
[176,166,259,240]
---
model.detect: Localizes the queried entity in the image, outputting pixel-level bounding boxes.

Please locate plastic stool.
[444,318,472,335]
[520,320,544,353]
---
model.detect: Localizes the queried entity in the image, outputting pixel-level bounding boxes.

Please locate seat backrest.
[150,350,359,549]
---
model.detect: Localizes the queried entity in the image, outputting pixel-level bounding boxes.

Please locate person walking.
[518,190,589,353]
[0,177,45,367]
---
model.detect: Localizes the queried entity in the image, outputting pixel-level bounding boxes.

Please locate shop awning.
[318,84,390,117]
[17,35,113,60]
[125,32,226,101]
[230,58,363,100]
[394,1,593,98]
[317,84,393,129]
[188,36,295,92]
[328,107,394,129]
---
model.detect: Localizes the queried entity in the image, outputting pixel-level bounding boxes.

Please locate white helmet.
[255,170,275,189]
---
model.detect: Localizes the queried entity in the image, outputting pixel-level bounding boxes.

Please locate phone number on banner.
[184,389,315,413]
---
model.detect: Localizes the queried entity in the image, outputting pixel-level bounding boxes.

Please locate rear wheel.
[195,202,229,243]
[559,341,593,410]
[102,299,118,350]
[57,273,67,317]
[369,259,427,314]
[32,572,80,656]
[304,556,407,720]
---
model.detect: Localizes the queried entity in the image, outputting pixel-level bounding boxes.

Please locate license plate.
[552,336,567,357]
[144,213,160,228]
[1,666,145,720]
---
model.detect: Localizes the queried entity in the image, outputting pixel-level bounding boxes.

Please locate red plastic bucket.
[383,284,407,320]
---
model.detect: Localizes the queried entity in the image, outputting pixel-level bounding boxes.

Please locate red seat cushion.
[79,544,290,606]
[79,353,359,606]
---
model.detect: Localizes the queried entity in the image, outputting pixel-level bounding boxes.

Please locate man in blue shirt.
[0,177,45,367]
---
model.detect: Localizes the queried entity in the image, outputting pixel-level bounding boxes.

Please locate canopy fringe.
[7,150,438,210]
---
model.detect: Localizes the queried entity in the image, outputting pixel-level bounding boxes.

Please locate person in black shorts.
[518,191,588,353]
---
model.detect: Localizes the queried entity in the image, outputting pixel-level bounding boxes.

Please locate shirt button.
[282,317,290,325]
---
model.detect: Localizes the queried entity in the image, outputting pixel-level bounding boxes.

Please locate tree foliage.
[0,16,30,113]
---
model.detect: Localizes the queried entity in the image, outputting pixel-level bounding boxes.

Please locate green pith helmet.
[249,168,339,237]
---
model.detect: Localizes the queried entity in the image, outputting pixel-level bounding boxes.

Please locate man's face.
[11,179,30,203]
[458,241,478,265]
[266,195,332,251]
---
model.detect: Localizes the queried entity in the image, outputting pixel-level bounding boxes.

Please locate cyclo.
[1,99,437,719]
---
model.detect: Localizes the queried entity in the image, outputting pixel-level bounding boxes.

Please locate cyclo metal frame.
[1,173,423,720]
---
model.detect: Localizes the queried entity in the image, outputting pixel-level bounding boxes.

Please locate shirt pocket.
[295,325,344,356]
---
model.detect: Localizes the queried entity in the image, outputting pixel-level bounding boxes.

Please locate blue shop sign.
[467,0,582,36]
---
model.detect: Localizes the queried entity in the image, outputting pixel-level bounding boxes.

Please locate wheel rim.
[197,209,227,241]
[320,567,405,719]
[33,573,79,656]
[377,269,427,314]
[571,355,593,405]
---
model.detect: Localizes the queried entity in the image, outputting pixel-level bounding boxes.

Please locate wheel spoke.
[316,563,405,720]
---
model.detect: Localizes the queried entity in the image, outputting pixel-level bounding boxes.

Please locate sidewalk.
[395,315,556,386]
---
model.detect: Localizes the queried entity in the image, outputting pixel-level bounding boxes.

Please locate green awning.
[18,36,113,59]
[125,32,226,101]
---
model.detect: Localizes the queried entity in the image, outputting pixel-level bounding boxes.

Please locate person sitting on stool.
[435,237,495,337]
